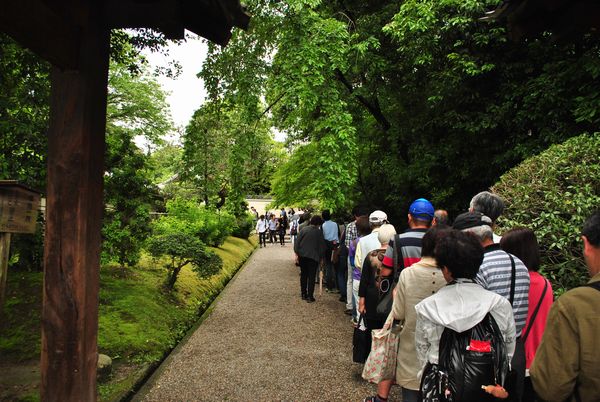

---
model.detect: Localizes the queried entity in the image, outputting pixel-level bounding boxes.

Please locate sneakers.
[344,309,353,316]
[364,396,387,402]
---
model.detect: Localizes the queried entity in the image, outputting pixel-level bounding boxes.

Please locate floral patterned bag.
[362,312,402,383]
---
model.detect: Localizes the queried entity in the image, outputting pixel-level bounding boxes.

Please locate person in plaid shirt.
[345,206,369,317]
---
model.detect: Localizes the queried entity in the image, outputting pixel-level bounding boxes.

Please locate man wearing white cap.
[355,210,388,272]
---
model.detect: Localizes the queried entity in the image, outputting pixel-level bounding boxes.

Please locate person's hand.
[358,297,366,314]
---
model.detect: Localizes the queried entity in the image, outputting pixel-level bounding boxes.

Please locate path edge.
[118,241,258,402]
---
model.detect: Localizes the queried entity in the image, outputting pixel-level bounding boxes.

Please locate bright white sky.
[142,33,208,132]
[142,32,286,143]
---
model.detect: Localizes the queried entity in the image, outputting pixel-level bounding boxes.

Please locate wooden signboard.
[0,181,41,234]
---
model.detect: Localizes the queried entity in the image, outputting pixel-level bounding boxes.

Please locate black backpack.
[421,313,509,402]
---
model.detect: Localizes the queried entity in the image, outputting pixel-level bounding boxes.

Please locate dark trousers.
[509,337,526,402]
[279,229,285,244]
[259,231,267,246]
[324,241,336,289]
[299,257,318,298]
[269,229,277,243]
[336,255,347,299]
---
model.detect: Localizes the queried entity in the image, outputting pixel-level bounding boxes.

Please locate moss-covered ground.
[0,236,257,401]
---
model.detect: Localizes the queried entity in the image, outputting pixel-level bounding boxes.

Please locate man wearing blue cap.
[382,198,434,276]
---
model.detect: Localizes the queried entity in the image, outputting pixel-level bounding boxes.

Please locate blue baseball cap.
[409,198,434,220]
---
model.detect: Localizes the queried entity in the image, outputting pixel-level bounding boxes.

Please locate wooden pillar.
[40,9,109,402]
[0,232,11,313]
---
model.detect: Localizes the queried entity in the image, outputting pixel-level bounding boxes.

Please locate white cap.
[369,210,387,224]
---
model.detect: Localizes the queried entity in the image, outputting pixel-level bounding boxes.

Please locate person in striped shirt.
[453,211,530,402]
[381,198,435,273]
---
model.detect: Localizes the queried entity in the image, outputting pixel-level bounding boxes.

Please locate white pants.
[352,278,360,319]
[346,256,354,310]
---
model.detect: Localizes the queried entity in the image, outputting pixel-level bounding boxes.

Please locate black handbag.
[352,315,370,363]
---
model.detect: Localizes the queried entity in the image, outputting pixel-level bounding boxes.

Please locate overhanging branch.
[334,69,391,131]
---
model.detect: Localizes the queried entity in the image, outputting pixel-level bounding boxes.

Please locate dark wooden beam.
[104,0,185,39]
[41,6,109,402]
[0,0,80,69]
[105,0,251,44]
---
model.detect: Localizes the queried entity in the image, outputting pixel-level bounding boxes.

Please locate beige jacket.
[392,257,445,390]
[530,273,600,402]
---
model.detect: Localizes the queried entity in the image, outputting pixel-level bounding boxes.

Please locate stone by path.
[133,241,401,401]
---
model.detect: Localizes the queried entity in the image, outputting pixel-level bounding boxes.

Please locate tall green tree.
[198,0,600,221]
[102,61,173,268]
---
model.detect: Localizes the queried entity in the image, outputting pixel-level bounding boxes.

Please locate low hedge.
[492,132,600,294]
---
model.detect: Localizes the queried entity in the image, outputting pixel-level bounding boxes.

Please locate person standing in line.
[351,216,372,322]
[344,206,369,316]
[298,212,311,234]
[469,191,506,243]
[322,209,340,292]
[268,214,278,244]
[294,215,327,303]
[355,210,388,270]
[333,218,348,303]
[381,198,434,281]
[530,211,600,402]
[432,209,449,226]
[364,225,450,402]
[358,223,397,330]
[414,230,516,402]
[453,211,530,402]
[255,214,268,248]
[501,228,553,402]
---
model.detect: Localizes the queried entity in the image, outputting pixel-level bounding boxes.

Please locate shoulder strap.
[508,253,516,306]
[521,279,549,344]
[584,281,600,291]
[392,234,404,271]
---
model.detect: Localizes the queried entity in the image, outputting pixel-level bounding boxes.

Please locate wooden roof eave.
[105,0,251,45]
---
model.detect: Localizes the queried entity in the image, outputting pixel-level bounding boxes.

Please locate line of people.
[290,192,600,402]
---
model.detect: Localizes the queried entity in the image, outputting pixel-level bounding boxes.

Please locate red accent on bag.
[468,339,491,352]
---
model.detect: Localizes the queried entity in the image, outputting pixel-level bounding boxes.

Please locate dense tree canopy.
[199,0,600,221]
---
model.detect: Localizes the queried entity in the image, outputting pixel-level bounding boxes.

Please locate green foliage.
[146,197,242,287]
[153,198,234,247]
[493,133,600,294]
[146,233,222,289]
[199,0,600,222]
[102,62,172,268]
[181,100,283,211]
[0,34,50,191]
[231,213,255,239]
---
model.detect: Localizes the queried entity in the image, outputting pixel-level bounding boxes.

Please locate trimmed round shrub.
[231,213,254,239]
[492,132,600,294]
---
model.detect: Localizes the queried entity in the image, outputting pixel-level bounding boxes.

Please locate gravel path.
[133,241,401,401]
